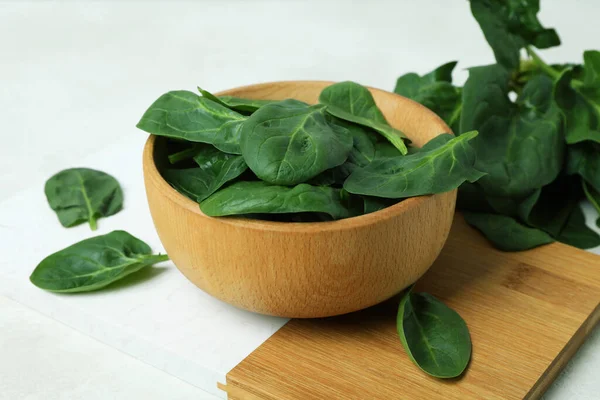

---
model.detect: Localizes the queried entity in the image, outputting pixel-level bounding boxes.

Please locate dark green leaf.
[583,180,600,226]
[556,205,600,249]
[344,131,484,198]
[362,196,399,214]
[463,212,554,251]
[518,176,580,238]
[197,86,279,114]
[469,0,560,69]
[567,142,600,192]
[457,182,495,213]
[200,181,357,220]
[45,168,123,231]
[397,287,471,378]
[461,66,564,198]
[162,145,247,202]
[30,231,169,293]
[583,50,600,88]
[554,68,600,145]
[319,81,408,155]
[136,90,246,154]
[240,99,353,185]
[394,62,462,132]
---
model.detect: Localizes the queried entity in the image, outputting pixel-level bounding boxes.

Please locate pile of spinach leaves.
[393,0,600,252]
[137,82,483,222]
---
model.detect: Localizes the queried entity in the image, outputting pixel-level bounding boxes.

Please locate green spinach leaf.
[583,180,600,227]
[397,287,471,378]
[200,181,357,220]
[344,131,484,198]
[240,99,353,185]
[394,62,462,133]
[463,212,554,251]
[554,67,600,145]
[469,0,560,69]
[556,204,600,249]
[319,81,408,155]
[162,145,247,202]
[197,86,279,114]
[30,231,169,293]
[567,142,600,192]
[461,66,564,198]
[45,168,123,231]
[136,90,246,154]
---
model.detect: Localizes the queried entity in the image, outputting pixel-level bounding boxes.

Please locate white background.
[1,1,599,399]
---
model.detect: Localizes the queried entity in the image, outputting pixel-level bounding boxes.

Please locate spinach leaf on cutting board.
[45,168,123,231]
[397,286,472,378]
[394,61,462,133]
[30,231,169,293]
[469,0,560,69]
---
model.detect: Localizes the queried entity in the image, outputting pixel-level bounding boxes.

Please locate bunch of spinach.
[393,0,600,251]
[137,81,483,221]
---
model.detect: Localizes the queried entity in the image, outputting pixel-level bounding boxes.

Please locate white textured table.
[1,1,599,399]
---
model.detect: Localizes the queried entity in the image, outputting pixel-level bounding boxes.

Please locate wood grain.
[222,215,600,399]
[143,81,456,318]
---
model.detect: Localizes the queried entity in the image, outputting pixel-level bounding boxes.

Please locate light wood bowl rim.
[143,80,445,233]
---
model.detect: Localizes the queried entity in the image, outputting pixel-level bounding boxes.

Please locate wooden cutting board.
[218,215,600,400]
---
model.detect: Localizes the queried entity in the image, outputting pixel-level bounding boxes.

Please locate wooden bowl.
[142,81,456,318]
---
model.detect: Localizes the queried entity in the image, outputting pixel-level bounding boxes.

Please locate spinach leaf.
[518,176,580,238]
[30,231,169,293]
[397,287,471,378]
[162,145,247,202]
[168,144,202,164]
[583,180,600,227]
[566,142,600,192]
[136,90,246,154]
[319,81,408,155]
[554,67,600,145]
[197,86,279,114]
[45,168,123,231]
[463,212,554,251]
[469,0,560,69]
[344,131,484,198]
[556,204,600,249]
[461,66,564,198]
[394,62,462,133]
[240,100,353,185]
[362,196,399,214]
[200,181,357,220]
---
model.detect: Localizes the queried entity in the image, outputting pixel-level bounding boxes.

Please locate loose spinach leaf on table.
[397,286,471,378]
[200,181,359,220]
[463,212,554,251]
[394,61,462,133]
[319,81,409,155]
[461,66,564,199]
[162,144,248,202]
[469,0,560,69]
[45,168,123,231]
[197,86,279,114]
[136,90,246,154]
[30,231,169,293]
[240,99,353,185]
[344,131,484,198]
